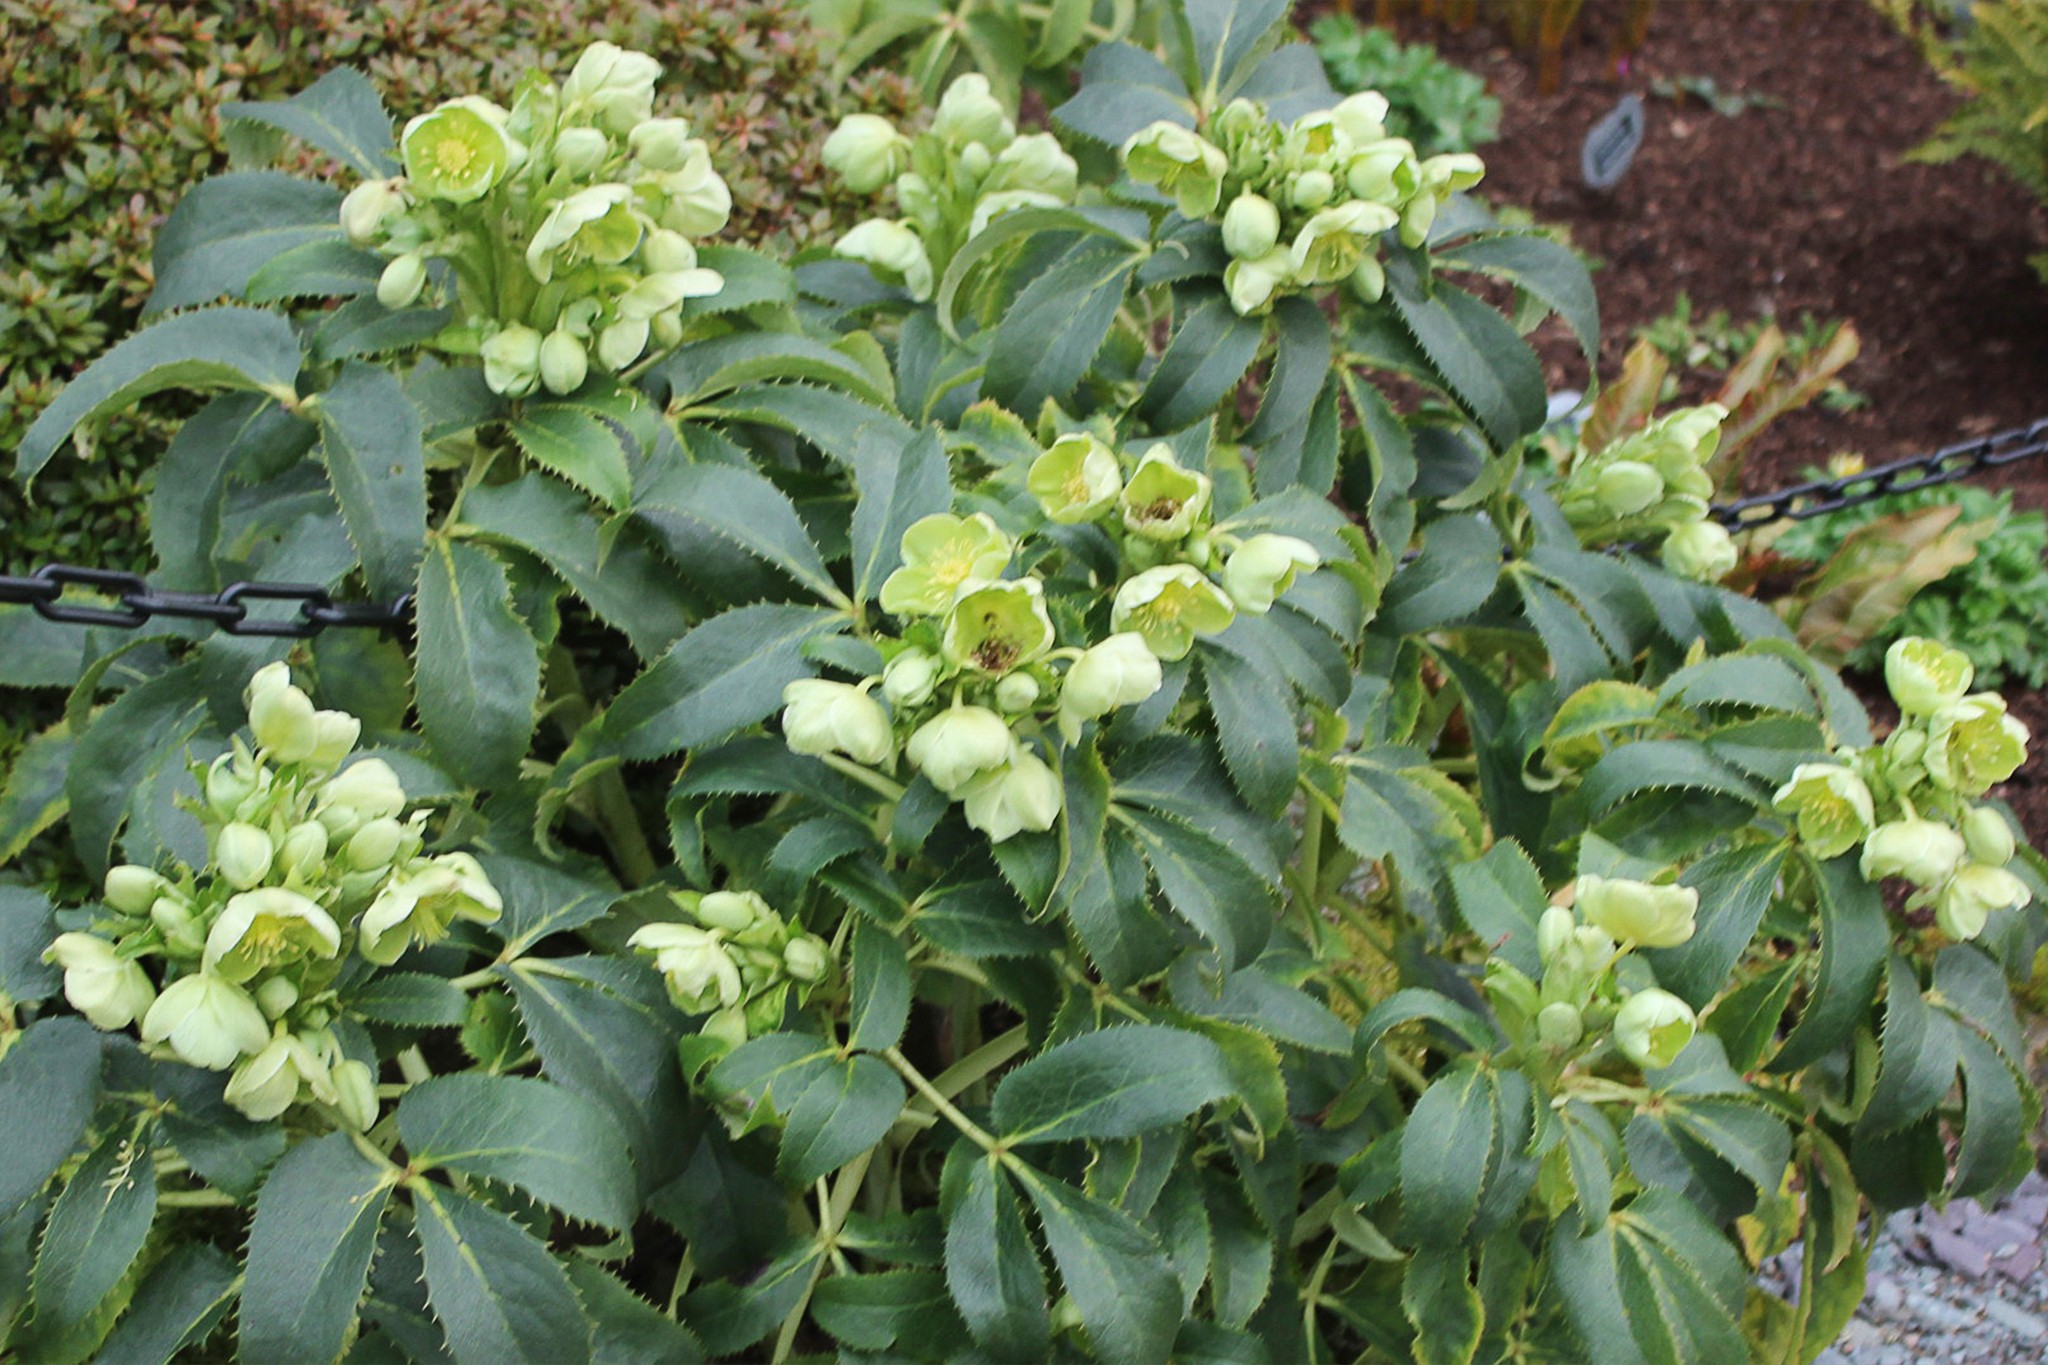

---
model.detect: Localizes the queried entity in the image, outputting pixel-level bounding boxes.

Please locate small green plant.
[1646,73,1785,118]
[1310,15,1503,156]
[1772,477,2048,689]
[1634,292,1867,413]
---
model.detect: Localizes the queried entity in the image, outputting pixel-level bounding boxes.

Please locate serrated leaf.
[1403,1248,1483,1365]
[506,404,632,511]
[1200,643,1299,815]
[1769,854,1887,1073]
[634,461,844,606]
[940,1149,1051,1357]
[778,1054,905,1185]
[1400,1062,1498,1243]
[398,1074,636,1230]
[414,538,539,790]
[96,1243,238,1365]
[601,603,841,762]
[1449,838,1547,977]
[1645,842,1786,1009]
[992,1025,1234,1144]
[812,1268,961,1352]
[1387,266,1545,450]
[984,235,1141,414]
[681,1240,822,1356]
[0,1018,101,1216]
[153,1064,284,1201]
[1375,513,1500,633]
[0,722,70,870]
[1951,1030,2033,1200]
[145,173,342,315]
[241,1132,396,1362]
[1140,287,1266,433]
[244,237,383,303]
[32,1130,157,1333]
[656,332,894,409]
[1053,43,1194,147]
[680,244,793,318]
[222,68,398,179]
[413,1185,591,1365]
[1015,1163,1182,1365]
[1581,739,1764,814]
[0,886,59,1005]
[851,921,913,1053]
[850,426,951,607]
[1123,808,1277,968]
[1437,233,1599,367]
[310,296,451,363]
[565,1260,705,1364]
[1861,957,1961,1138]
[348,971,467,1028]
[18,307,302,482]
[319,361,427,600]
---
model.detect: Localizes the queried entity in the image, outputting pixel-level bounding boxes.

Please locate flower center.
[436,139,476,176]
[973,638,1019,672]
[1138,498,1182,522]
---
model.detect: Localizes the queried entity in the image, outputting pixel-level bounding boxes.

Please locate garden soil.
[1314,0,2048,847]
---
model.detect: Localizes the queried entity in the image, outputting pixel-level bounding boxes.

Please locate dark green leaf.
[1200,642,1299,815]
[1400,1062,1498,1243]
[1375,513,1499,634]
[1403,1248,1483,1365]
[348,971,467,1028]
[32,1130,157,1332]
[241,1132,396,1362]
[0,1018,101,1216]
[779,1054,904,1185]
[1769,854,1888,1073]
[1645,843,1786,1008]
[602,603,842,762]
[222,68,398,179]
[0,885,59,1004]
[1140,288,1266,433]
[18,307,302,482]
[413,539,539,790]
[851,921,913,1053]
[1951,1031,2033,1200]
[993,1024,1234,1144]
[984,236,1141,414]
[243,237,383,303]
[146,173,342,315]
[812,1269,962,1352]
[566,1260,705,1365]
[153,1063,284,1201]
[1388,269,1545,450]
[942,1151,1050,1358]
[398,1074,636,1230]
[1437,234,1599,367]
[1124,808,1277,968]
[413,1185,591,1365]
[97,1244,237,1365]
[850,426,951,607]
[506,404,631,510]
[1448,838,1546,977]
[681,1241,822,1356]
[318,361,427,600]
[1581,739,1764,815]
[1016,1163,1181,1365]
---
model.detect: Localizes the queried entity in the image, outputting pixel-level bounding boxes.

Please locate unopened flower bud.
[346,817,406,872]
[1350,254,1387,304]
[481,324,545,397]
[1537,1001,1584,1050]
[781,679,894,767]
[277,821,329,877]
[1222,193,1282,261]
[994,672,1041,714]
[961,745,1063,842]
[822,114,912,194]
[330,1058,379,1130]
[882,649,942,708]
[1575,874,1697,949]
[539,330,589,395]
[1224,246,1293,315]
[640,228,696,274]
[834,219,934,302]
[1057,633,1163,743]
[1860,818,1966,889]
[627,117,695,171]
[376,252,428,309]
[553,125,610,176]
[1537,906,1576,963]
[934,74,1013,150]
[1963,806,2017,868]
[105,865,173,916]
[907,706,1014,794]
[1289,169,1336,212]
[596,318,650,372]
[702,1005,749,1051]
[224,1035,305,1120]
[216,822,275,890]
[250,680,319,763]
[308,711,360,770]
[1593,460,1665,518]
[783,934,830,984]
[695,889,771,933]
[255,976,299,1019]
[206,753,261,818]
[44,933,157,1031]
[1614,988,1695,1070]
[340,178,407,246]
[1660,520,1737,584]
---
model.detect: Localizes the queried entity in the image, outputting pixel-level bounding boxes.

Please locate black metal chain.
[1710,415,2048,529]
[4,416,2045,635]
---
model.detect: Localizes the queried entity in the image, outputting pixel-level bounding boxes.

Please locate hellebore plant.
[2,8,2044,1365]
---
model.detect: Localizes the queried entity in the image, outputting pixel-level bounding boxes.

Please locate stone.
[1992,1239,2042,1282]
[1981,1298,2048,1341]
[1924,1229,1993,1279]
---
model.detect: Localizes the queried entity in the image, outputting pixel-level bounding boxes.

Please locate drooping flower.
[1058,633,1164,743]
[1225,247,1294,316]
[932,74,1014,150]
[525,184,643,283]
[204,888,343,984]
[1859,818,1967,889]
[907,706,1015,794]
[563,41,661,134]
[357,854,503,965]
[141,972,271,1070]
[1288,201,1399,286]
[834,219,936,302]
[780,680,894,767]
[822,114,912,194]
[43,933,156,1031]
[1122,121,1229,218]
[1660,520,1738,584]
[1614,988,1696,1070]
[1922,694,2029,797]
[1884,637,1974,716]
[1574,875,1697,950]
[1027,434,1122,524]
[1771,763,1877,860]
[1934,863,2032,941]
[960,744,1063,842]
[1221,534,1320,615]
[629,921,744,1013]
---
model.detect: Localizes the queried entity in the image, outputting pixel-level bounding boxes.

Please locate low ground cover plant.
[0,3,2042,1361]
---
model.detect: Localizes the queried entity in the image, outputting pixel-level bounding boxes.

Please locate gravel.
[1759,1170,2048,1364]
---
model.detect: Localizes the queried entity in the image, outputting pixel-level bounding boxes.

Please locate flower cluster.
[1556,403,1738,583]
[1120,92,1483,316]
[1486,874,1701,1071]
[1774,637,2031,940]
[337,41,730,396]
[42,664,501,1124]
[628,890,831,1048]
[775,436,1322,841]
[823,73,1079,301]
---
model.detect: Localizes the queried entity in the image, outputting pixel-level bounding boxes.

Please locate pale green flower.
[880,513,1013,616]
[1860,818,1967,888]
[250,676,318,763]
[1287,169,1337,212]
[822,114,912,194]
[1935,863,2032,941]
[1593,461,1665,518]
[1575,875,1697,949]
[907,706,1015,794]
[780,680,894,767]
[1111,565,1237,661]
[994,672,1041,714]
[1661,520,1738,584]
[358,853,503,965]
[629,921,744,1013]
[1331,92,1392,145]
[104,865,175,917]
[1962,806,2017,867]
[933,73,1013,149]
[205,888,342,984]
[339,178,407,246]
[695,890,773,933]
[563,41,661,134]
[44,933,156,1031]
[1771,762,1876,859]
[639,149,732,236]
[1885,637,1974,717]
[1027,434,1122,524]
[1345,138,1420,204]
[307,710,360,771]
[617,268,725,320]
[835,218,935,301]
[882,649,942,708]
[1057,633,1163,743]
[626,117,695,171]
[1221,193,1282,261]
[331,1058,380,1130]
[1225,247,1294,315]
[223,1033,331,1122]
[553,126,611,176]
[960,744,1063,842]
[1221,534,1320,615]
[1420,152,1486,196]
[316,758,407,840]
[782,934,831,984]
[526,184,642,284]
[141,972,270,1070]
[1614,988,1695,1070]
[1923,694,2029,797]
[987,132,1077,200]
[942,579,1056,676]
[597,318,650,371]
[1289,200,1399,285]
[215,822,274,890]
[1350,254,1387,304]
[402,102,517,203]
[1119,445,1212,542]
[539,330,589,395]
[1122,121,1228,218]
[481,324,545,397]
[1536,1001,1583,1050]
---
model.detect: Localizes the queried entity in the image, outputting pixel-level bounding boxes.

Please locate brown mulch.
[1325,0,2048,845]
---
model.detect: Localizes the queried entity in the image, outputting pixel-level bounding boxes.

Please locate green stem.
[927,1025,1027,1101]
[589,766,660,888]
[771,1149,876,1364]
[822,753,907,801]
[450,965,504,991]
[159,1189,239,1209]
[396,1046,432,1087]
[885,1047,1002,1152]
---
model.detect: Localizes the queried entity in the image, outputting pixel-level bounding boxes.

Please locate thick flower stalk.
[338,41,730,396]
[42,663,501,1124]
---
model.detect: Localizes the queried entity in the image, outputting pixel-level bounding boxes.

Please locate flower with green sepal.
[402,100,520,203]
[941,579,1056,675]
[1860,818,1967,888]
[880,513,1015,617]
[1112,565,1237,662]
[1614,988,1696,1070]
[1119,446,1212,543]
[780,680,894,767]
[1886,637,1975,716]
[960,742,1063,842]
[908,706,1019,795]
[357,853,503,965]
[1923,694,2029,796]
[1575,875,1697,949]
[1772,763,1877,859]
[1123,121,1229,218]
[44,933,157,1031]
[141,972,271,1070]
[1222,534,1321,614]
[1028,434,1122,524]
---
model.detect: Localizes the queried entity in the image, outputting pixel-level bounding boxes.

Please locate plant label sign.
[1581,93,1646,191]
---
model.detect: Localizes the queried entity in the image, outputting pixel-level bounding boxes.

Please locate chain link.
[3,417,2044,635]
